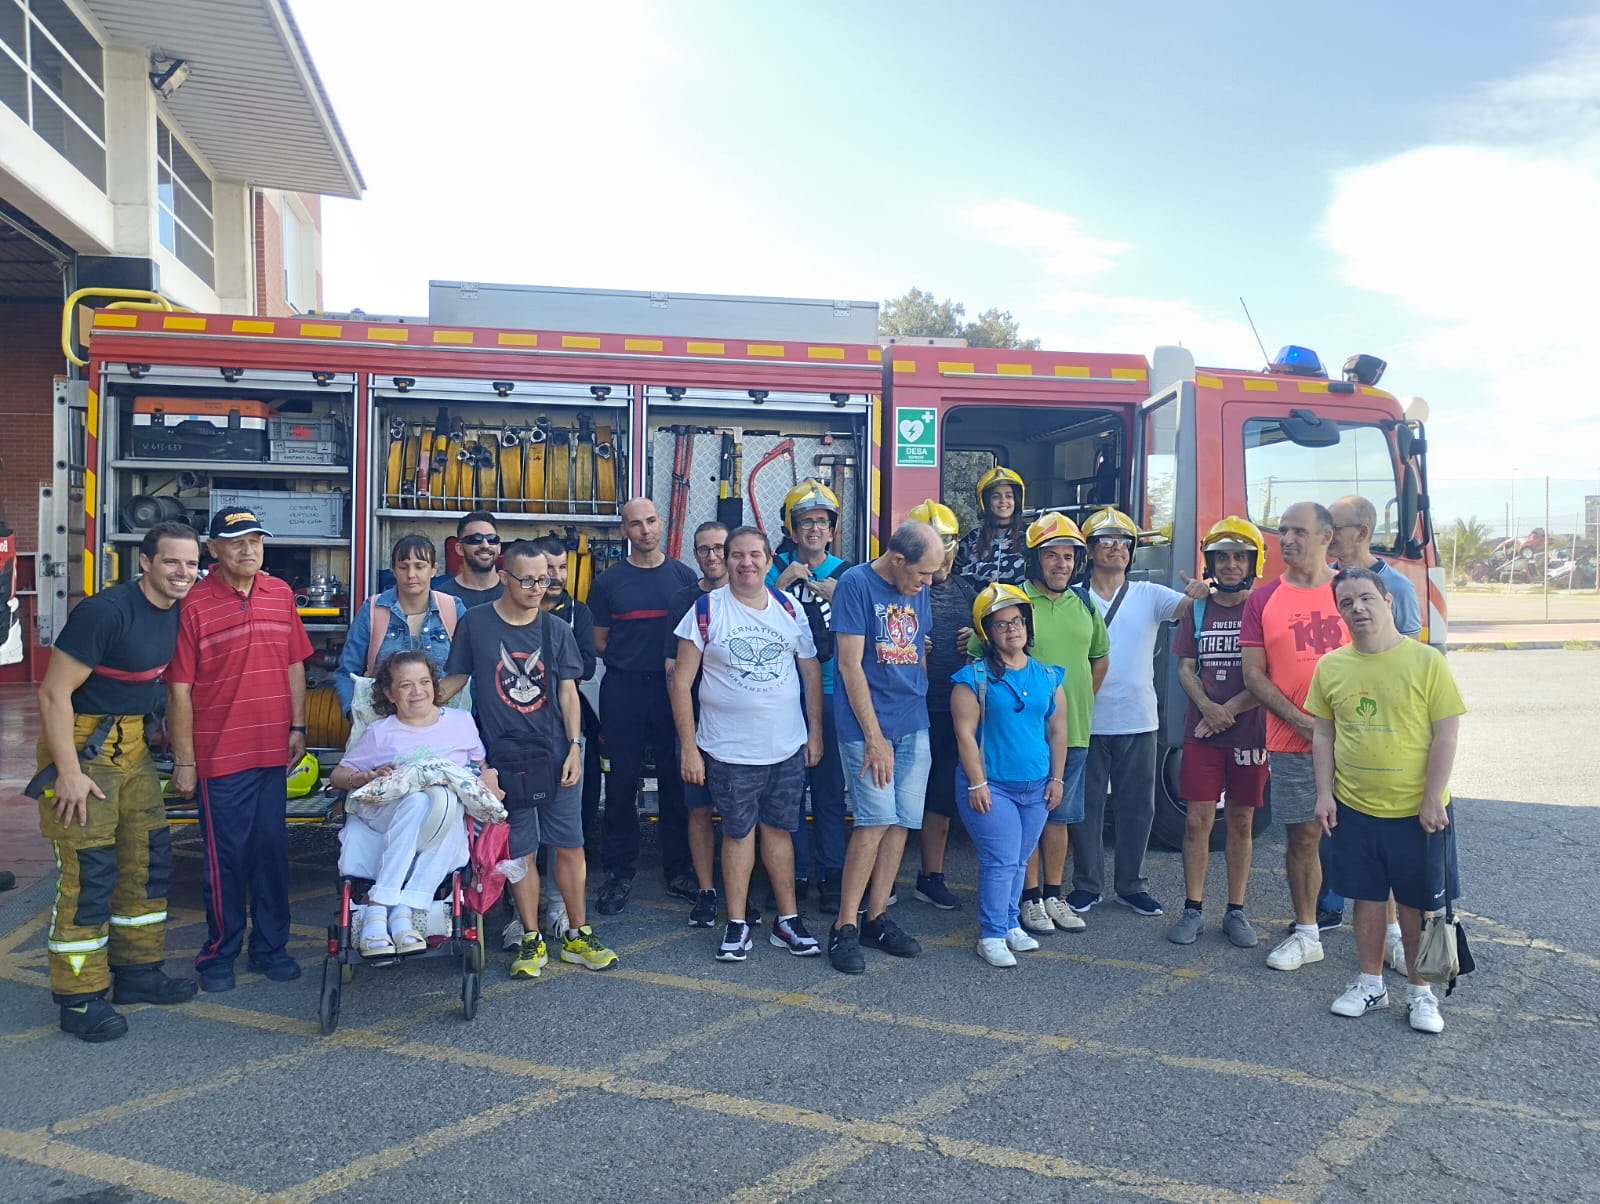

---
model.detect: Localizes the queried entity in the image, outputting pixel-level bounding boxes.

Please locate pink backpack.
[365,591,460,675]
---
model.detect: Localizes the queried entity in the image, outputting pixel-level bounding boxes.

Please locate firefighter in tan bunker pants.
[31,522,203,1042]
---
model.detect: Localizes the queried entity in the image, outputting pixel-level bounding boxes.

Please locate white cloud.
[963,199,1130,279]
[1032,291,1260,367]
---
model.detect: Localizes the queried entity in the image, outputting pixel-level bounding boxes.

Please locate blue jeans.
[1043,745,1089,826]
[840,729,931,829]
[793,704,847,881]
[958,766,1050,940]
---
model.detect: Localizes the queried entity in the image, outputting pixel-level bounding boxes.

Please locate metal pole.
[1544,475,1550,619]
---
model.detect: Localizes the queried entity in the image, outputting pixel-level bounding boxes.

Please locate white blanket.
[348,756,507,825]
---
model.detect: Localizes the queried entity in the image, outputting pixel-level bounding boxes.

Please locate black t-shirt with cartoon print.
[444,604,583,758]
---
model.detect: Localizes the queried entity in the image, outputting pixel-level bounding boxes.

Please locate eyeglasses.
[1094,537,1133,549]
[460,533,501,546]
[503,571,551,591]
[693,543,726,557]
[794,517,832,531]
[990,616,1027,633]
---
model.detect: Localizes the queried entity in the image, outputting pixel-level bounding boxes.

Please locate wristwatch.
[568,737,582,746]
[290,725,307,734]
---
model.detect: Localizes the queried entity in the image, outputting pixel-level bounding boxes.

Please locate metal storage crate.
[209,488,346,538]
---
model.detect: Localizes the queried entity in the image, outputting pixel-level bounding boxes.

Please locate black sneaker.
[745,902,763,928]
[689,889,718,928]
[817,873,843,915]
[861,913,921,958]
[666,873,700,903]
[1284,909,1346,936]
[247,954,302,982]
[769,913,821,957]
[914,872,961,910]
[198,963,235,993]
[112,964,198,1005]
[596,874,632,916]
[59,997,128,1043]
[716,920,753,962]
[828,924,865,974]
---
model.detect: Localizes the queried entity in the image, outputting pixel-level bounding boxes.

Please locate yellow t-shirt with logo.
[1304,639,1466,818]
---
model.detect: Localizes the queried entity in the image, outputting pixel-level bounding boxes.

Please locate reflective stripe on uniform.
[109,911,167,927]
[48,934,109,954]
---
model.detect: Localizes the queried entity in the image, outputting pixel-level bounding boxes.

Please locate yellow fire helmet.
[975,466,1025,512]
[286,752,321,800]
[1025,511,1086,552]
[782,478,840,535]
[1201,514,1266,580]
[970,582,1033,645]
[1081,506,1140,544]
[907,498,960,537]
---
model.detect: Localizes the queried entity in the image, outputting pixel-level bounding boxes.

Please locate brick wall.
[253,190,286,316]
[0,302,64,555]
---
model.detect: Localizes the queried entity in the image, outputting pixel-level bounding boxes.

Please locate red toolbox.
[128,398,271,461]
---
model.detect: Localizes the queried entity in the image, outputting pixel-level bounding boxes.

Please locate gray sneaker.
[1167,907,1205,945]
[1223,908,1259,948]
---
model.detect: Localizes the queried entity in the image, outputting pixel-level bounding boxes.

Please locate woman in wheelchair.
[329,650,492,957]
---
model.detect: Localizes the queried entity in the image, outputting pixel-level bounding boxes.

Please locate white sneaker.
[1384,932,1407,976]
[501,917,525,952]
[977,937,1017,967]
[1019,898,1055,934]
[1407,988,1445,1033]
[1005,927,1040,952]
[1330,979,1389,1017]
[1266,931,1325,971]
[540,903,570,942]
[1043,896,1086,931]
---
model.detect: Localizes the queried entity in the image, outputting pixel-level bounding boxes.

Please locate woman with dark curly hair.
[330,650,490,956]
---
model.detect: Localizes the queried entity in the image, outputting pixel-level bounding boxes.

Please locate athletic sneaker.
[560,925,618,970]
[1384,931,1408,976]
[977,938,1017,968]
[502,917,525,951]
[817,873,843,915]
[717,921,753,962]
[1223,908,1259,949]
[861,913,921,958]
[1115,892,1164,917]
[1065,890,1101,914]
[689,889,718,928]
[914,872,961,910]
[666,873,700,903]
[510,932,548,979]
[595,874,631,916]
[769,914,821,957]
[1043,896,1086,932]
[1407,987,1445,1033]
[745,903,763,928]
[1266,931,1325,971]
[1283,909,1345,936]
[828,924,865,974]
[1167,907,1205,945]
[540,902,570,943]
[1019,898,1055,934]
[1331,978,1389,1017]
[1005,927,1040,953]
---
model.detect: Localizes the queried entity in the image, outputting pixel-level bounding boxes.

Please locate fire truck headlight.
[1341,354,1387,387]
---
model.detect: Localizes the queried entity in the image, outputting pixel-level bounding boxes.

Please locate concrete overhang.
[83,0,364,198]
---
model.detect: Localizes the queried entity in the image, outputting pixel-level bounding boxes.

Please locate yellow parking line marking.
[0,1126,262,1203]
[0,909,48,957]
[0,1018,62,1046]
[924,933,1209,979]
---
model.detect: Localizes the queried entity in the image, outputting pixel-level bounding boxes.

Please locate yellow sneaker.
[510,932,548,979]
[560,924,618,970]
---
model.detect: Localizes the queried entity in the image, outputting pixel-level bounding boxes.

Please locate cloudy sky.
[290,1,1600,525]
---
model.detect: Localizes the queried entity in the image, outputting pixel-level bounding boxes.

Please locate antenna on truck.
[1239,297,1271,368]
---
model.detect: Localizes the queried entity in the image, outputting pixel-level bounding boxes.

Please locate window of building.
[1242,417,1402,552]
[0,0,106,189]
[156,116,214,286]
[282,195,318,312]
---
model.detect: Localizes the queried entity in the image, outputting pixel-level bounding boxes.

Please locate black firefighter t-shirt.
[445,605,583,759]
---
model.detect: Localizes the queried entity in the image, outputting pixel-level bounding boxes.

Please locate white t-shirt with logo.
[674,586,818,765]
[1087,580,1186,736]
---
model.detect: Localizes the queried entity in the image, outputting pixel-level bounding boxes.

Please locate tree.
[1440,516,1496,581]
[879,287,1041,350]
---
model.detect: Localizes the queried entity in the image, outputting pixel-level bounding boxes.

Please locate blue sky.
[289,1,1600,521]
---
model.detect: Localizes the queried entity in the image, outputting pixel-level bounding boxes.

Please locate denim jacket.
[335,588,468,715]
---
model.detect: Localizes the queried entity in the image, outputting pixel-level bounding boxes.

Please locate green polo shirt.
[967,580,1109,748]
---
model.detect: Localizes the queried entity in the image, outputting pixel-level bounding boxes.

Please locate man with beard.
[434,511,504,608]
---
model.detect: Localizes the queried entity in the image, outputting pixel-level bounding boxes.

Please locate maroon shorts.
[1179,743,1268,808]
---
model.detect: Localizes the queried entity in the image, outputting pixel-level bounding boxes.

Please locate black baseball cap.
[209,506,274,539]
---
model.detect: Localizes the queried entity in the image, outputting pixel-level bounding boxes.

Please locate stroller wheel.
[318,957,342,1036]
[461,970,481,1021]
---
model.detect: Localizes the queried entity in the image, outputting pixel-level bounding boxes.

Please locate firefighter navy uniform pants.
[194,765,291,973]
[599,668,689,884]
[36,714,173,1003]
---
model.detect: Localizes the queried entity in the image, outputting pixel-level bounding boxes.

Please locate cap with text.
[209,507,274,539]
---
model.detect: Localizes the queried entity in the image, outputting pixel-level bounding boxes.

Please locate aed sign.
[894,407,938,468]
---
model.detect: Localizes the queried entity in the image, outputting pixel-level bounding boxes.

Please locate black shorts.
[923,710,959,819]
[1329,800,1459,911]
[704,748,806,840]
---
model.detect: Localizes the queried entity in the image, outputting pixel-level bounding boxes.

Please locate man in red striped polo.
[167,507,313,992]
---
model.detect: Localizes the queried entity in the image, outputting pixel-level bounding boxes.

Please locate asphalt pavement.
[1,650,1597,1203]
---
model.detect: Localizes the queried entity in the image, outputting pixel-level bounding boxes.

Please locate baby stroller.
[318,814,503,1035]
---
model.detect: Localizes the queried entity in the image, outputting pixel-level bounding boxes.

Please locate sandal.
[358,925,396,957]
[389,906,426,955]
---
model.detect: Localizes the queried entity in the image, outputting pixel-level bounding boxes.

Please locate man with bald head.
[827,521,944,974]
[1328,495,1422,639]
[587,498,700,915]
[1241,501,1350,972]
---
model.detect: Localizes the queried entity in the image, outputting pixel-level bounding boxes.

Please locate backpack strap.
[364,596,391,676]
[765,584,797,619]
[971,661,988,750]
[1192,595,1207,639]
[433,590,459,640]
[1101,579,1131,627]
[695,590,712,648]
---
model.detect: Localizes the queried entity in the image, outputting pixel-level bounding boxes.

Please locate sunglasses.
[460,533,501,546]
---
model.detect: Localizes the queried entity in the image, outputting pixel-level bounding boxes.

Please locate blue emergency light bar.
[1269,345,1327,378]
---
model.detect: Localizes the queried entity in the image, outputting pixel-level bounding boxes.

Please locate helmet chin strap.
[1212,576,1253,593]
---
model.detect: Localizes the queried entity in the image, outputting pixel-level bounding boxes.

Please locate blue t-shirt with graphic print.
[830,562,930,744]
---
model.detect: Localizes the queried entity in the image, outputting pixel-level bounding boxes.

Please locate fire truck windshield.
[1243,417,1406,555]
